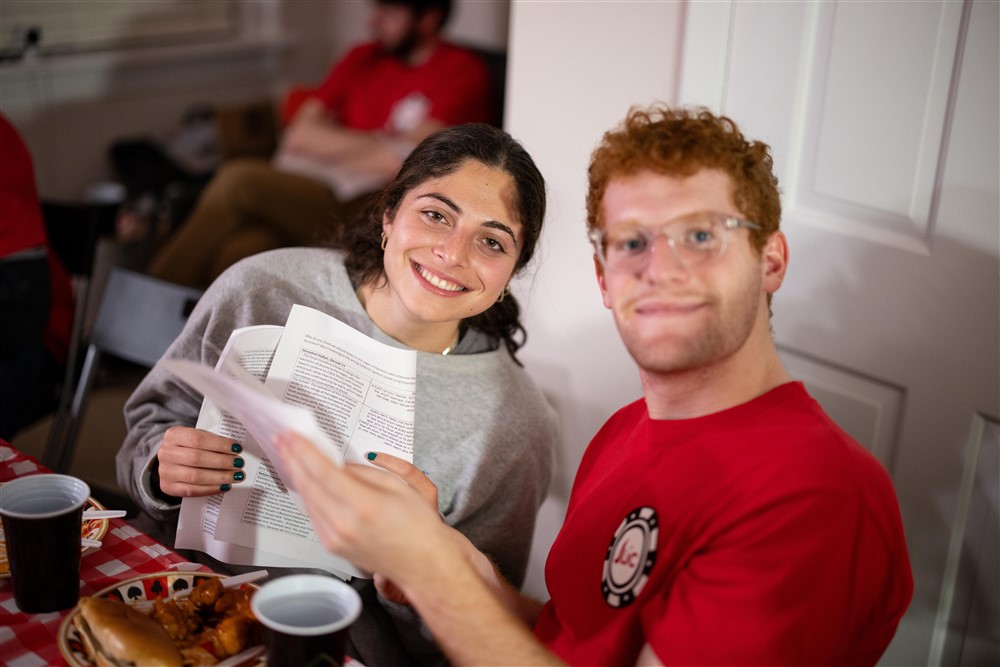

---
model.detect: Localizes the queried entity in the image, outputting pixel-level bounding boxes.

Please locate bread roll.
[74,596,184,667]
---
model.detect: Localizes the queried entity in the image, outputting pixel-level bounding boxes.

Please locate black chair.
[41,200,118,279]
[41,200,118,462]
[42,266,202,473]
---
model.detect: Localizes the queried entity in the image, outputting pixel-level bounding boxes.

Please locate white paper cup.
[0,474,90,612]
[251,574,362,667]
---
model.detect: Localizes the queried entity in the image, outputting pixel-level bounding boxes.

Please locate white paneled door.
[679,1,999,664]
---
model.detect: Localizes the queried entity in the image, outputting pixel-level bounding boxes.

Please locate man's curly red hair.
[586,105,782,254]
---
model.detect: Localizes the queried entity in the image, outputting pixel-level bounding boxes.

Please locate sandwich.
[73,596,184,667]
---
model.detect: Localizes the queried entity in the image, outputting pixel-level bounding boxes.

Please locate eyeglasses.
[589,212,761,273]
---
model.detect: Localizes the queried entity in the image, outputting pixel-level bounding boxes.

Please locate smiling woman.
[116,123,557,667]
[345,122,547,360]
[363,159,521,352]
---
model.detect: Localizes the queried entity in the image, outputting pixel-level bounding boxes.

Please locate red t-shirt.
[312,41,491,133]
[0,115,74,364]
[0,116,46,255]
[533,382,913,665]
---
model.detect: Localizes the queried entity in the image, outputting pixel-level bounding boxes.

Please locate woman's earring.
[497,285,511,303]
[380,232,388,251]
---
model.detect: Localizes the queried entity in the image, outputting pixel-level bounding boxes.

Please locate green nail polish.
[234,457,245,469]
[234,471,245,482]
[231,443,243,453]
[366,452,377,461]
[220,484,231,492]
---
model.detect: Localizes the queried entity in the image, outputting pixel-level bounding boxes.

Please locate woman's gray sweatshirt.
[117,247,557,666]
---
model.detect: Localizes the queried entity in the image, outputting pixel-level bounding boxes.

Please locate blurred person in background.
[148,0,492,289]
[0,114,73,440]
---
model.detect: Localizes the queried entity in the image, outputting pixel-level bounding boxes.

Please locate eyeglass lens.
[599,214,735,271]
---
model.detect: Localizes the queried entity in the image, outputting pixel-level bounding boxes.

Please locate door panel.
[932,416,999,663]
[778,349,904,467]
[680,1,999,663]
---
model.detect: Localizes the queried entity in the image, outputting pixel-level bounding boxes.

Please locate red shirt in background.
[313,41,491,133]
[0,114,74,364]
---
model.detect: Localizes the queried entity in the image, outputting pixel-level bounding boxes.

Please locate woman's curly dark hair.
[342,123,546,362]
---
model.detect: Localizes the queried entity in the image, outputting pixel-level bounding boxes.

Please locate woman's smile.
[413,261,467,294]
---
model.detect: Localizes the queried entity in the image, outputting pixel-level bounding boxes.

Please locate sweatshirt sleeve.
[115,258,281,522]
[116,286,224,520]
[427,355,557,589]
[453,399,557,588]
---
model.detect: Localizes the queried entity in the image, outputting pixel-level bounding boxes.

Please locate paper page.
[265,303,417,466]
[159,356,341,491]
[214,305,416,568]
[173,325,357,579]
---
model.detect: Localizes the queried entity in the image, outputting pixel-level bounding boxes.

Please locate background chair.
[41,200,118,279]
[42,266,203,473]
[41,200,118,457]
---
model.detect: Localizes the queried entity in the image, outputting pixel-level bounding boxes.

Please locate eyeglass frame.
[588,212,762,273]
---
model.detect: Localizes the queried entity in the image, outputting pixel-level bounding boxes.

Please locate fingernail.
[233,457,245,469]
[231,443,243,453]
[220,484,232,492]
[233,471,246,482]
[366,452,377,461]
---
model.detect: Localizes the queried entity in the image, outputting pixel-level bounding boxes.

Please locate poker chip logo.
[602,506,658,608]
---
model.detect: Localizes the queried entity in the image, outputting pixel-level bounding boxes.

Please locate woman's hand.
[156,426,247,497]
[363,452,441,604]
[273,431,461,589]
[364,452,439,513]
[373,573,408,605]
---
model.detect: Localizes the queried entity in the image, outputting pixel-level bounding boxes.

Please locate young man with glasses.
[274,105,914,665]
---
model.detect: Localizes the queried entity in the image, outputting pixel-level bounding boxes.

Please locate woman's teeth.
[418,265,464,292]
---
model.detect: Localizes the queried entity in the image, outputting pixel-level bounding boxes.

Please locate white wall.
[0,39,289,200]
[505,0,685,600]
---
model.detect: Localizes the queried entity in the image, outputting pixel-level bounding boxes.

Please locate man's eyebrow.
[418,192,519,248]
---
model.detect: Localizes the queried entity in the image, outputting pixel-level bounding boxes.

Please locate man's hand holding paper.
[164,304,418,579]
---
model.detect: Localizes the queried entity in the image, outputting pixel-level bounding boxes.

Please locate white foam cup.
[251,574,362,667]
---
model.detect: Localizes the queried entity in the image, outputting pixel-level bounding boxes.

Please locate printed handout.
[169,305,417,579]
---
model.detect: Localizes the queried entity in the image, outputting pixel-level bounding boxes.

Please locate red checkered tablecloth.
[0,441,211,666]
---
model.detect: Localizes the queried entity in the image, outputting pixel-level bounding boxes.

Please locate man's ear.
[594,255,612,309]
[761,231,789,296]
